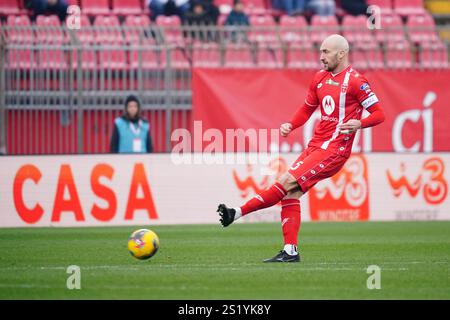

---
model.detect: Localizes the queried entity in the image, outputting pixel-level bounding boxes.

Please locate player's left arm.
[338,77,385,134]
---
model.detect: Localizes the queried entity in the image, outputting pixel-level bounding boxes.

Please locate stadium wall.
[0,153,448,228]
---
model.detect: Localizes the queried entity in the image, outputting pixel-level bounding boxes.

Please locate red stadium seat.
[242,0,267,16]
[224,43,255,68]
[342,14,375,44]
[385,40,413,68]
[375,13,406,43]
[156,15,183,44]
[71,47,98,69]
[367,0,393,14]
[279,15,309,43]
[418,41,449,69]
[6,14,33,43]
[310,15,339,44]
[160,46,190,69]
[256,44,283,68]
[394,0,426,16]
[286,42,319,69]
[191,42,221,68]
[249,15,277,43]
[7,49,37,69]
[70,15,95,43]
[99,47,128,69]
[0,0,20,15]
[81,0,111,15]
[123,15,151,44]
[36,15,66,44]
[112,0,142,15]
[407,13,439,43]
[38,49,68,69]
[129,43,161,69]
[364,43,385,69]
[94,15,124,44]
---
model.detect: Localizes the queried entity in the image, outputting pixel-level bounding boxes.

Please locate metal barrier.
[0,23,449,154]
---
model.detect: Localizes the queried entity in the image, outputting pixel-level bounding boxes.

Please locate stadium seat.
[70,15,95,43]
[99,46,128,69]
[191,42,221,68]
[36,15,66,44]
[418,40,449,69]
[0,0,20,15]
[71,47,98,69]
[342,15,375,44]
[223,43,255,68]
[394,0,426,16]
[249,15,277,43]
[385,40,413,68]
[242,0,268,16]
[160,46,190,69]
[38,49,68,69]
[6,14,33,43]
[94,15,124,44]
[365,43,385,69]
[81,0,111,15]
[256,44,283,68]
[375,13,406,43]
[310,15,339,44]
[112,0,142,15]
[286,42,319,69]
[7,49,37,69]
[367,0,393,14]
[123,15,151,44]
[279,15,309,43]
[129,43,161,69]
[156,15,184,44]
[407,13,439,43]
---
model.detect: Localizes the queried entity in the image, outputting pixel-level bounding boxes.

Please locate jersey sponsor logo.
[317,83,323,89]
[360,83,370,91]
[321,115,339,122]
[325,79,339,86]
[322,95,335,115]
[361,94,379,109]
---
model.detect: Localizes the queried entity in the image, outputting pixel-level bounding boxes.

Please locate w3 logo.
[386,157,448,205]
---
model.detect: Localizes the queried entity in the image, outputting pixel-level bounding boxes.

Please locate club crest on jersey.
[325,79,339,86]
[322,95,335,115]
[341,84,348,94]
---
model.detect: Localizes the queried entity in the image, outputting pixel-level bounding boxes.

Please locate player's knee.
[277,173,299,193]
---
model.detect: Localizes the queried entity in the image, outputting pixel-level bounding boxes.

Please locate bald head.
[319,34,350,73]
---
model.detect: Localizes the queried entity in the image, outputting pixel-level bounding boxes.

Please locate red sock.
[240,183,287,216]
[280,199,301,246]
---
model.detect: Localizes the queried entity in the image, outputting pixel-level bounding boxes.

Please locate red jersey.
[302,65,379,158]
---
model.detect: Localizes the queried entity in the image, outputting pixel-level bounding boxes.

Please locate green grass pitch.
[0,221,449,299]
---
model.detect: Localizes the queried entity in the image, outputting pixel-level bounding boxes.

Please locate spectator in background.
[225,0,250,26]
[225,0,250,42]
[306,0,336,16]
[25,0,69,22]
[147,0,190,22]
[184,0,219,40]
[341,0,368,16]
[272,0,306,16]
[110,95,153,154]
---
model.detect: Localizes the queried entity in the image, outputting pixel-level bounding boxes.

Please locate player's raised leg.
[218,173,300,227]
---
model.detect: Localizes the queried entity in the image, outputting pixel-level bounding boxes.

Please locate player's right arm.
[280,73,321,137]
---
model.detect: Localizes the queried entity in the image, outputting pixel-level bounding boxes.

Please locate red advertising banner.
[192,69,450,152]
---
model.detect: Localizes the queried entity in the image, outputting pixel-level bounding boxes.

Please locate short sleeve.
[353,75,379,109]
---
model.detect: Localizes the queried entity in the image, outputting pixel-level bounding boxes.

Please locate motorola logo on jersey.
[322,95,335,115]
